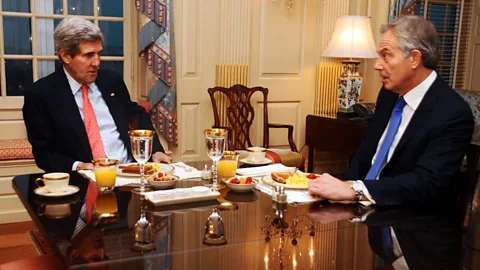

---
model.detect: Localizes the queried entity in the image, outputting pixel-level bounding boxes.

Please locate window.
[0,0,129,104]
[415,0,473,88]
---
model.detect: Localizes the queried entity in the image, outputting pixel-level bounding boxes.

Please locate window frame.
[0,0,136,108]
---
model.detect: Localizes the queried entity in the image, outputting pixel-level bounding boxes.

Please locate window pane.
[99,0,123,17]
[68,0,93,15]
[99,21,123,56]
[38,60,62,79]
[36,19,62,56]
[101,61,123,76]
[2,0,30,13]
[3,17,32,55]
[36,0,63,15]
[6,60,33,96]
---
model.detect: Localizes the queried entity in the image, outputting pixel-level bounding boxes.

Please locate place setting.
[238,147,273,166]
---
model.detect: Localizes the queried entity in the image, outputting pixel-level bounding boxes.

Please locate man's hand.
[308,173,356,201]
[152,152,172,163]
[77,162,94,170]
[308,204,356,223]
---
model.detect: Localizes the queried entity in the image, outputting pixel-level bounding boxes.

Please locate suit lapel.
[51,69,92,159]
[390,77,441,158]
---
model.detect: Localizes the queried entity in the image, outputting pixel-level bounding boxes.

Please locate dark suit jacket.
[344,75,474,206]
[23,67,164,172]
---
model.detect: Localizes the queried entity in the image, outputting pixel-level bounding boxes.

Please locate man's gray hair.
[54,17,103,60]
[380,15,439,69]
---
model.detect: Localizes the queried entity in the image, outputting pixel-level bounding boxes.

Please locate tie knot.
[394,97,406,111]
[81,84,89,94]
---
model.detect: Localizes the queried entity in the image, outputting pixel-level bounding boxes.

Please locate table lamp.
[322,16,378,113]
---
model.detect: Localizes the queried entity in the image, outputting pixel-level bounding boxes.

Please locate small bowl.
[148,174,179,190]
[191,186,210,195]
[172,188,190,198]
[224,177,258,193]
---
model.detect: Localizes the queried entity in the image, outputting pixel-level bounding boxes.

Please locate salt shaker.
[201,165,210,180]
[272,186,280,201]
[277,186,287,203]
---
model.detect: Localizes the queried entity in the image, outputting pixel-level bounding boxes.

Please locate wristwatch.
[351,181,364,202]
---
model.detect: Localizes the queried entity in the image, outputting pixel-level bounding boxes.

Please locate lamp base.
[338,60,362,113]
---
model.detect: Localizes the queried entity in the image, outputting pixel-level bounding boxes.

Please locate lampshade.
[322,16,377,59]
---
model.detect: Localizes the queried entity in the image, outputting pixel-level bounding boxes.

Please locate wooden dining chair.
[207,84,305,170]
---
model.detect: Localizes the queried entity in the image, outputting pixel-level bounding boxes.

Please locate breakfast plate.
[240,158,273,166]
[261,173,319,190]
[34,185,80,197]
[117,162,174,177]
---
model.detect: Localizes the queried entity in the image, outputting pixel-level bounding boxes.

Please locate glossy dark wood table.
[12,166,480,269]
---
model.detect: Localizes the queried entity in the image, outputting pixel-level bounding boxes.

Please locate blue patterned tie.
[365,97,406,180]
[365,97,406,262]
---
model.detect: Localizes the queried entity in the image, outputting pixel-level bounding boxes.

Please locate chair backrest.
[455,89,480,142]
[208,84,269,150]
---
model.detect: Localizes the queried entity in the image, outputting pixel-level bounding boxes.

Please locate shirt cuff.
[72,161,81,171]
[355,180,376,206]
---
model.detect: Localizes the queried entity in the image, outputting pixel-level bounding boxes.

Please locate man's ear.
[410,49,422,69]
[59,49,72,64]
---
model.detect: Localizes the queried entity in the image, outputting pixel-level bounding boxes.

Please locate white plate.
[34,185,80,197]
[117,162,174,177]
[261,173,319,190]
[147,175,179,190]
[144,188,220,206]
[240,158,273,166]
[223,178,259,193]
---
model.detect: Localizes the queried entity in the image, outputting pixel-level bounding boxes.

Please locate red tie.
[81,84,106,160]
[81,84,104,224]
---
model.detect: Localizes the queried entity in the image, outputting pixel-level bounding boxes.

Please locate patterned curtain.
[389,0,416,22]
[136,0,178,147]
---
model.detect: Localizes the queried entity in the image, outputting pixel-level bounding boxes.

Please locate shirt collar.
[63,67,94,95]
[402,70,437,111]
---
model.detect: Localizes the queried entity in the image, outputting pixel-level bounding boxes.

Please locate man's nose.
[374,59,383,70]
[92,55,100,67]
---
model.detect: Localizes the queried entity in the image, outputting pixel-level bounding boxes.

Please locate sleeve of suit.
[23,87,77,172]
[118,80,165,154]
[362,107,474,206]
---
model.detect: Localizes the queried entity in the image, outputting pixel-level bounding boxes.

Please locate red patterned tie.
[81,84,106,160]
[81,84,104,224]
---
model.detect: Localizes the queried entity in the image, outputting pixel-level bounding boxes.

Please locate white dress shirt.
[64,68,130,170]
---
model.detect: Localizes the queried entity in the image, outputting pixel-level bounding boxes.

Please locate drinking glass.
[203,128,228,190]
[218,151,239,180]
[92,158,118,192]
[129,130,154,193]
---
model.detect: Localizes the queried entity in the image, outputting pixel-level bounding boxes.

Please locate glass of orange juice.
[96,192,119,224]
[218,151,239,179]
[93,158,118,192]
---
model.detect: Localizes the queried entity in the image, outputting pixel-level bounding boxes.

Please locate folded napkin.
[236,163,296,176]
[171,162,202,179]
[78,170,141,187]
[255,181,319,204]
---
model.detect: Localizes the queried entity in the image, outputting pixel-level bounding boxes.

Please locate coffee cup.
[35,172,70,193]
[37,203,71,219]
[246,147,266,163]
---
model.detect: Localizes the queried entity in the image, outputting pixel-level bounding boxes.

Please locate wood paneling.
[180,103,201,158]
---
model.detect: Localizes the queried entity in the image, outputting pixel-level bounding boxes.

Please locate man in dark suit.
[23,17,171,172]
[308,15,474,206]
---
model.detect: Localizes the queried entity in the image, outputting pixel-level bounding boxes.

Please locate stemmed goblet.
[203,128,228,190]
[129,130,154,194]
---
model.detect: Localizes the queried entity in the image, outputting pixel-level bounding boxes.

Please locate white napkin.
[78,170,141,187]
[236,163,296,176]
[255,181,319,204]
[171,162,202,179]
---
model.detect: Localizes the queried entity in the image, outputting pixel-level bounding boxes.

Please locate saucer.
[34,185,80,197]
[240,158,273,166]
